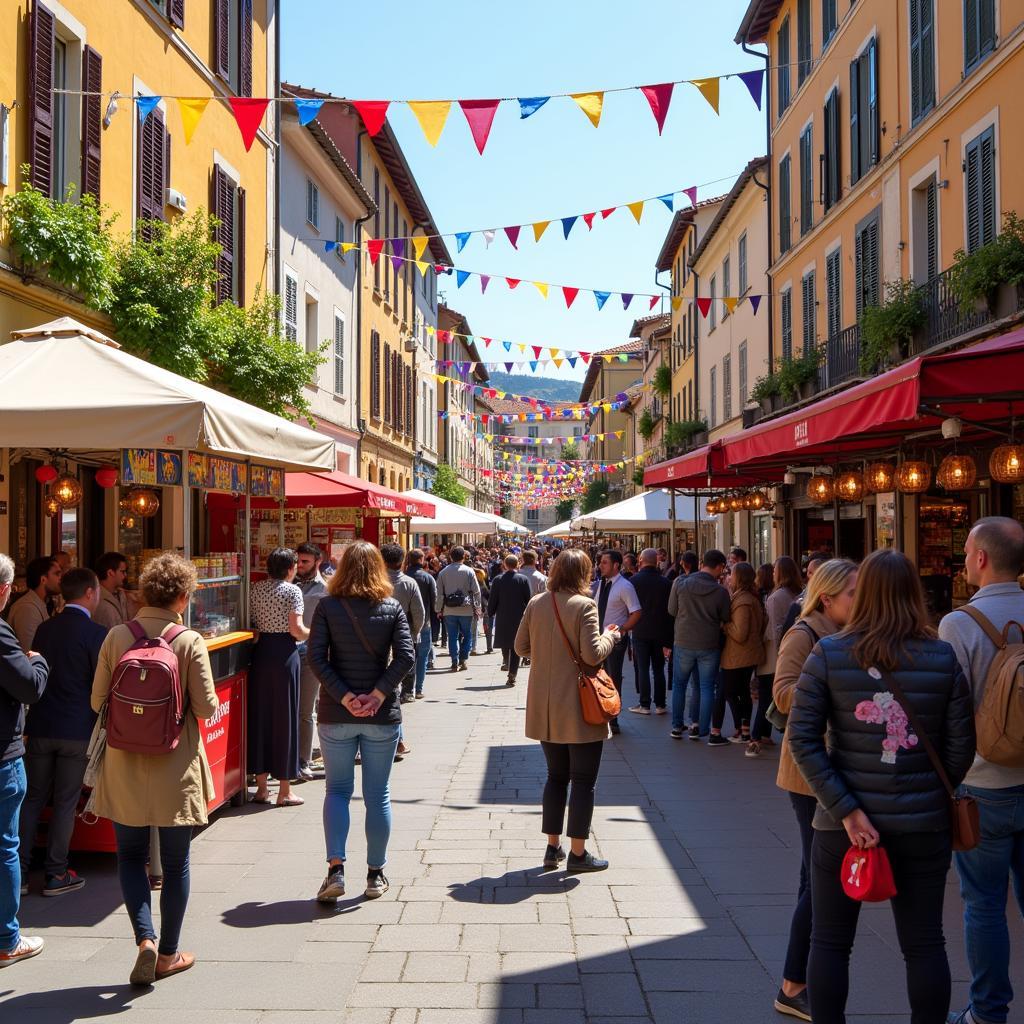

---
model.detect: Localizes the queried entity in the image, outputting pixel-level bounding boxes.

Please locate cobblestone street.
[3,646,1021,1023]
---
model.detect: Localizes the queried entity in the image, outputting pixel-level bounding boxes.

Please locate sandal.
[130,943,158,985]
[275,795,304,807]
[251,792,272,804]
[155,951,195,980]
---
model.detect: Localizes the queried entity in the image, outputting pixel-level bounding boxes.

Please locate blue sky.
[281,0,766,382]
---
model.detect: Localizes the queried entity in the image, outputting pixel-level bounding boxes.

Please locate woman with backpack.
[788,549,976,1024]
[767,558,857,1021]
[307,541,414,903]
[90,552,218,985]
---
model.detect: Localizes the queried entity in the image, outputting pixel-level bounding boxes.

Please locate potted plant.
[632,467,646,487]
[859,278,926,373]
[637,408,656,441]
[777,348,822,403]
[750,372,781,414]
[948,212,1024,317]
[652,364,672,399]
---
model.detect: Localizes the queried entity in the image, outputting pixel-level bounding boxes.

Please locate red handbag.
[841,845,898,902]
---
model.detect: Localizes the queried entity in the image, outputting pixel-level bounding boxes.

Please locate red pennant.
[504,225,521,249]
[506,277,521,289]
[640,83,674,135]
[649,295,659,310]
[229,97,271,151]
[696,297,712,318]
[437,329,451,344]
[532,346,542,358]
[582,212,596,230]
[684,186,698,207]
[601,207,617,219]
[366,238,385,265]
[481,414,489,425]
[563,287,580,309]
[352,100,390,136]
[459,99,500,154]
[579,352,591,363]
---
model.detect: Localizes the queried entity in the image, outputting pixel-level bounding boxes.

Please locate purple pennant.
[480,275,491,293]
[391,238,405,259]
[390,256,403,273]
[621,293,634,310]
[737,69,765,110]
[749,294,763,315]
[505,362,514,372]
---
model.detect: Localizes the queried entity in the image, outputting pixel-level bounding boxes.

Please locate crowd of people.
[1,518,1023,1024]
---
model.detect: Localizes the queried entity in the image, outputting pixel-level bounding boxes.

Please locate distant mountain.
[486,373,584,404]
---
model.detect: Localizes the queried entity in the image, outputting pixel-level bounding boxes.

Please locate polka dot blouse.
[250,578,304,633]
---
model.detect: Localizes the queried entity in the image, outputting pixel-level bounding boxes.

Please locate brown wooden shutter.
[370,331,381,418]
[170,0,185,29]
[137,106,166,240]
[240,0,253,97]
[28,0,55,195]
[384,343,392,424]
[213,0,230,80]
[80,45,102,200]
[236,185,245,306]
[211,165,235,304]
[405,365,414,438]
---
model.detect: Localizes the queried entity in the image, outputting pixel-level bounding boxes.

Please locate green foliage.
[949,212,1024,312]
[777,347,822,401]
[580,478,609,514]
[632,467,646,487]
[652,364,672,398]
[859,278,926,373]
[2,167,117,307]
[432,463,466,506]
[666,418,707,450]
[554,497,576,522]
[559,440,581,461]
[750,372,781,402]
[637,408,656,441]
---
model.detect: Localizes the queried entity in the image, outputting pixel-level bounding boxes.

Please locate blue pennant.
[530,360,539,371]
[456,270,470,288]
[502,341,512,351]
[136,95,162,124]
[594,291,610,310]
[518,96,550,119]
[455,232,471,252]
[293,98,325,126]
[324,240,338,253]
[561,216,578,239]
[657,194,674,211]
[567,357,578,368]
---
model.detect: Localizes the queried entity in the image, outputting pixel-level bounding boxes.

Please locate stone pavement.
[2,642,1022,1023]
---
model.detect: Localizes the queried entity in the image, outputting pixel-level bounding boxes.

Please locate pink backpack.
[105,620,189,755]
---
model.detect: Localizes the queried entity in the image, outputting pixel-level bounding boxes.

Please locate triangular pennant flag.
[137,95,162,125]
[691,77,721,115]
[582,212,596,230]
[649,296,660,310]
[696,297,712,318]
[549,349,560,359]
[502,341,512,352]
[229,97,271,151]
[684,186,698,207]
[353,100,390,136]
[749,294,763,315]
[518,96,549,119]
[504,225,521,249]
[391,238,405,259]
[579,352,591,364]
[561,216,578,239]
[594,291,610,310]
[505,362,514,372]
[177,97,210,143]
[672,296,684,311]
[724,296,739,315]
[529,360,539,372]
[412,236,430,262]
[571,92,604,128]
[532,281,549,299]
[567,356,578,369]
[737,68,765,110]
[408,100,451,146]
[553,358,564,369]
[562,287,579,309]
[340,242,358,254]
[459,99,500,154]
[505,277,521,289]
[532,220,551,242]
[324,240,338,253]
[532,346,543,358]
[455,232,471,252]
[640,82,674,135]
[390,255,402,273]
[621,293,634,310]
[627,201,645,224]
[482,229,496,247]
[480,275,491,293]
[603,354,614,363]
[293,97,324,126]
[656,194,674,213]
[601,207,617,220]
[456,270,470,288]
[415,260,429,276]
[367,239,385,265]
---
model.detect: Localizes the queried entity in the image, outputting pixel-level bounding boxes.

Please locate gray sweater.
[668,571,731,650]
[387,569,426,636]
[938,581,1024,789]
[435,562,481,616]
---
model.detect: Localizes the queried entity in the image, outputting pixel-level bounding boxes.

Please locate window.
[687,380,693,422]
[370,330,381,418]
[528,425,539,438]
[722,256,731,317]
[283,272,298,343]
[331,312,345,395]
[739,341,748,407]
[826,248,841,338]
[779,154,792,254]
[797,0,813,86]
[306,178,319,229]
[964,0,997,73]
[738,233,748,294]
[138,104,170,241]
[781,288,793,361]
[850,38,880,185]
[709,366,717,428]
[214,0,253,96]
[709,275,717,331]
[212,165,244,304]
[855,210,881,317]
[526,509,539,524]
[910,0,936,124]
[383,185,391,301]
[777,16,792,116]
[822,0,838,48]
[925,177,938,280]
[51,37,68,198]
[384,344,393,424]
[965,125,996,253]
[802,270,817,350]
[723,354,732,421]
[823,88,841,212]
[304,296,318,357]
[334,215,345,260]
[911,177,939,283]
[800,123,814,235]
[148,0,185,28]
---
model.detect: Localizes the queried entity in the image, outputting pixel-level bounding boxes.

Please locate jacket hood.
[686,572,724,597]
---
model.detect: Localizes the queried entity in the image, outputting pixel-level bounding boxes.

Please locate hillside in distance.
[486,372,583,404]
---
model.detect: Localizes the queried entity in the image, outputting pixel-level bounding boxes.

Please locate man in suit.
[18,569,106,898]
[627,549,674,715]
[487,554,533,687]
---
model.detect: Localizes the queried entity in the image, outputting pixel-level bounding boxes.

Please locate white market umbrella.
[571,489,711,533]
[404,488,504,534]
[537,519,575,538]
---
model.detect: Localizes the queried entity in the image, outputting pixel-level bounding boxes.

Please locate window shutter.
[384,343,392,424]
[334,315,345,394]
[211,165,235,303]
[911,0,935,122]
[779,155,791,253]
[406,365,414,438]
[170,0,185,29]
[979,0,996,57]
[236,185,245,306]
[283,275,297,343]
[138,106,167,239]
[797,0,812,85]
[781,290,793,361]
[964,0,979,68]
[967,126,997,251]
[371,331,381,418]
[777,18,791,115]
[240,0,253,97]
[926,178,938,279]
[80,46,102,201]
[28,1,55,195]
[214,0,229,80]
[868,39,880,168]
[802,273,815,349]
[850,58,860,183]
[823,89,840,211]
[723,355,732,421]
[800,125,813,234]
[856,217,880,316]
[826,249,841,338]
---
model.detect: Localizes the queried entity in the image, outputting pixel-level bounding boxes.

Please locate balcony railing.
[913,266,995,354]
[818,323,861,391]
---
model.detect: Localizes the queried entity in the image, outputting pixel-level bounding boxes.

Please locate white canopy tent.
[493,513,530,535]
[404,489,530,535]
[572,489,712,533]
[536,519,575,538]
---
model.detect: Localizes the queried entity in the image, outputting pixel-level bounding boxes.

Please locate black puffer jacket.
[788,632,975,834]
[309,595,414,726]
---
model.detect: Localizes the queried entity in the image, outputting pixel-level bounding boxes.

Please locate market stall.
[403,488,525,537]
[572,489,715,551]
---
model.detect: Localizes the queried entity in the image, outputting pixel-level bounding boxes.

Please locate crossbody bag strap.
[550,594,585,675]
[339,597,379,662]
[959,605,1011,649]
[879,667,955,798]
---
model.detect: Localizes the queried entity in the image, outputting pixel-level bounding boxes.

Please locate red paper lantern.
[35,465,58,485]
[95,467,119,488]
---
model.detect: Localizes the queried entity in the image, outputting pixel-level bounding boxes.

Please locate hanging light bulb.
[127,488,161,518]
[936,453,977,490]
[990,443,1024,484]
[865,462,896,494]
[53,472,83,508]
[746,490,767,511]
[896,460,931,493]
[835,470,865,503]
[806,474,834,505]
[44,494,62,517]
[728,494,744,512]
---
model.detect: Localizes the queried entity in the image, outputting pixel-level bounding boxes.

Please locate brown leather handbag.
[551,593,621,726]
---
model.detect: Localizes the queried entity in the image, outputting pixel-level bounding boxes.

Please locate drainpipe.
[690,269,701,422]
[272,4,282,299]
[354,127,372,476]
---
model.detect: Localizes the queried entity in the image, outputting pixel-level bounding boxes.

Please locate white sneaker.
[628,705,651,715]
[0,936,44,967]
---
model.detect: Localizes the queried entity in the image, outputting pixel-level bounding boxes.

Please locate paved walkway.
[3,644,1022,1023]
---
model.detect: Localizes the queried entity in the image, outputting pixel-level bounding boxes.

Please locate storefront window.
[752,514,770,568]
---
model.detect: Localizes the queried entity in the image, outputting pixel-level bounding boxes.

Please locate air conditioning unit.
[404,338,417,353]
[165,188,187,212]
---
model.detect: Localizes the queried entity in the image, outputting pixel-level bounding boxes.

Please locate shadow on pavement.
[448,873,580,903]
[221,898,358,927]
[0,983,140,1019]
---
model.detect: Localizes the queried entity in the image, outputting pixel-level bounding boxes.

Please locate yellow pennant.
[691,77,721,115]
[518,344,526,353]
[412,235,430,261]
[615,430,624,438]
[724,296,739,314]
[627,201,645,224]
[426,324,436,334]
[602,403,612,413]
[571,92,604,128]
[671,296,684,311]
[533,220,551,242]
[549,348,560,359]
[415,260,429,277]
[177,97,210,144]
[603,353,614,363]
[496,391,506,398]
[532,281,549,299]
[340,242,358,254]
[553,358,564,369]
[408,100,452,146]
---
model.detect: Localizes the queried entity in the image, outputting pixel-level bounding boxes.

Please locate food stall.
[0,318,337,848]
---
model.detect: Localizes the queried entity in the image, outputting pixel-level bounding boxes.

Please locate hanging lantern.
[936,453,977,490]
[52,473,83,508]
[864,461,896,494]
[127,488,161,518]
[120,515,137,530]
[835,470,865,503]
[44,494,62,517]
[728,494,744,512]
[705,497,720,516]
[990,443,1024,484]
[95,467,119,488]
[745,490,768,511]
[806,474,834,505]
[896,460,931,493]
[35,465,58,485]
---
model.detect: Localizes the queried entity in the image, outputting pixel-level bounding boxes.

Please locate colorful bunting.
[737,69,765,110]
[594,291,610,310]
[691,77,720,115]
[640,82,674,134]
[561,216,578,239]
[532,220,551,242]
[684,186,698,207]
[408,100,451,146]
[136,95,161,125]
[177,97,209,143]
[583,212,596,230]
[459,99,500,154]
[749,294,762,315]
[480,275,491,293]
[518,96,549,119]
[533,281,549,299]
[627,201,645,224]
[505,277,521,289]
[352,100,390,136]
[696,297,712,318]
[456,270,470,288]
[657,194,674,212]
[366,239,385,265]
[504,225,521,249]
[622,294,633,310]
[648,296,660,310]
[723,296,739,315]
[412,236,430,262]
[455,232,471,252]
[293,97,324,126]
[229,97,271,150]
[571,92,604,128]
[563,287,579,309]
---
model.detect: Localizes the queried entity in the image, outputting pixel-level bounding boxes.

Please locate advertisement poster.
[250,465,285,499]
[121,449,183,487]
[188,453,247,493]
[876,492,895,550]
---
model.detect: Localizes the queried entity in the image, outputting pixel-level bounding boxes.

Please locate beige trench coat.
[515,591,617,744]
[90,607,219,827]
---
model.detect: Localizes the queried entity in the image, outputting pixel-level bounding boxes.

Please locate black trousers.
[751,672,775,740]
[540,740,604,840]
[632,638,666,709]
[783,792,817,984]
[501,648,521,675]
[712,665,755,732]
[604,637,629,724]
[808,828,953,1024]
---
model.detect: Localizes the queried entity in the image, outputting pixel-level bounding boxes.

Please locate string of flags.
[427,326,645,363]
[484,430,627,446]
[435,355,641,373]
[430,375,640,413]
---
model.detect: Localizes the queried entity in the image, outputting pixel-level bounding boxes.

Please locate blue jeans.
[445,615,472,665]
[414,625,431,694]
[671,647,720,733]
[319,722,401,868]
[0,758,27,951]
[954,784,1024,1024]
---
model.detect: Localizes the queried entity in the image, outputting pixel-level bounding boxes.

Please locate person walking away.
[0,553,48,969]
[19,569,105,898]
[668,549,731,740]
[628,549,673,715]
[90,553,219,985]
[93,552,131,630]
[381,544,425,707]
[435,546,481,672]
[308,541,414,902]
[405,549,437,698]
[768,558,858,1021]
[471,560,492,656]
[520,549,547,598]
[487,554,532,687]
[938,516,1024,1024]
[248,548,308,807]
[750,556,802,756]
[514,549,619,872]
[592,551,641,735]
[7,557,61,653]
[781,556,826,636]
[788,548,976,1024]
[294,543,328,781]
[708,563,765,748]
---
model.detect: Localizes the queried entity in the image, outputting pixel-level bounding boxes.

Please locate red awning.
[283,471,435,517]
[643,441,777,488]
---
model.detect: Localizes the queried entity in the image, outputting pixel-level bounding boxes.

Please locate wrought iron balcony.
[912,266,995,354]
[817,323,861,391]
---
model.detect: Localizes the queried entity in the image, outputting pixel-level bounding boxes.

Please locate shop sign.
[188,453,248,493]
[121,449,183,487]
[249,464,285,498]
[793,420,809,447]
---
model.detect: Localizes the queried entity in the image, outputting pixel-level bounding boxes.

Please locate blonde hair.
[140,552,198,609]
[800,558,858,621]
[328,541,392,603]
[546,549,592,596]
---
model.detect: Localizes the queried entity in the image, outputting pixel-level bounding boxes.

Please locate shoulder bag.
[765,621,820,732]
[880,667,980,851]
[551,594,621,726]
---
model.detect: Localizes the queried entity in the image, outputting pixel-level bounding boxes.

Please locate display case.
[190,574,242,639]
